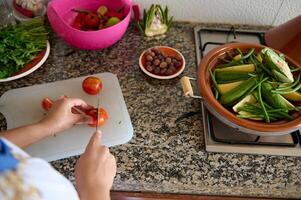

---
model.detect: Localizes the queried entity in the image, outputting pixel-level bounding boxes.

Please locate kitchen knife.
[95,92,100,132]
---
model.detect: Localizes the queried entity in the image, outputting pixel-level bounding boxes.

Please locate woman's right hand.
[75,131,116,200]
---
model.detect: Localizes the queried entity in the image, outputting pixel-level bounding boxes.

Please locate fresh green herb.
[0,18,48,78]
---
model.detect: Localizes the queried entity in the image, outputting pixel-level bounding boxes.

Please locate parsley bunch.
[0,18,48,78]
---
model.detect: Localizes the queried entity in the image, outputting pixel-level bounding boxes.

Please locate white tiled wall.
[273,0,301,25]
[134,0,301,26]
[7,0,300,26]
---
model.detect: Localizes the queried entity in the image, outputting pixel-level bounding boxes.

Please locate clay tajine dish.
[198,42,301,136]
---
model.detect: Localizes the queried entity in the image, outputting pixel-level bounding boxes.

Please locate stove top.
[194,26,301,157]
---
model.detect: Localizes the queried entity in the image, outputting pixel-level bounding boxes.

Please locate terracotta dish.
[198,42,301,136]
[265,15,301,67]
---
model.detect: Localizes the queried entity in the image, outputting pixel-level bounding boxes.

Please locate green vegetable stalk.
[0,18,48,78]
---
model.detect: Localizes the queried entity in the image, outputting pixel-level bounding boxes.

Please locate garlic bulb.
[16,0,44,15]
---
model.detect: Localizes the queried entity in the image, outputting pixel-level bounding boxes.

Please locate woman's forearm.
[79,190,110,200]
[1,98,89,149]
[1,122,52,149]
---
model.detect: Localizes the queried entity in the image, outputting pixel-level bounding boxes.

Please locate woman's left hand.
[40,97,92,135]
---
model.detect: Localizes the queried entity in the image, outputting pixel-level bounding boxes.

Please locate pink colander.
[47,0,132,50]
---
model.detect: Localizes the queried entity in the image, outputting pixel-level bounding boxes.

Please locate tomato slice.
[85,107,108,127]
[41,97,54,111]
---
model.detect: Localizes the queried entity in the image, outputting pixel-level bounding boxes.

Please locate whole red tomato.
[72,13,86,30]
[72,21,82,30]
[41,97,54,111]
[82,76,102,95]
[85,107,108,127]
[84,13,100,29]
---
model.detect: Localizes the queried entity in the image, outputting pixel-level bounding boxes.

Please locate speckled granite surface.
[0,22,300,199]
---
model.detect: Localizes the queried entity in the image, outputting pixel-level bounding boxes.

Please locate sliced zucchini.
[238,111,263,120]
[233,94,257,113]
[219,77,257,105]
[217,81,244,95]
[233,54,241,61]
[215,71,250,83]
[280,95,295,109]
[215,64,255,73]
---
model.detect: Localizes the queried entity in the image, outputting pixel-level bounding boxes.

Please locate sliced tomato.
[84,12,100,29]
[85,107,108,127]
[82,76,103,95]
[97,108,109,126]
[41,97,54,111]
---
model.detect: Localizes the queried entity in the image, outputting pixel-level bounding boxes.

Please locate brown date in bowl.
[139,46,185,80]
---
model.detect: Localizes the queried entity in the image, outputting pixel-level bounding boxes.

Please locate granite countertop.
[0,22,300,199]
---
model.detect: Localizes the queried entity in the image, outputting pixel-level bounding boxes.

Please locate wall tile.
[9,0,299,26]
[273,0,301,26]
[134,0,284,25]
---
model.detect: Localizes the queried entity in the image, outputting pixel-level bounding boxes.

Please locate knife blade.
[95,92,100,132]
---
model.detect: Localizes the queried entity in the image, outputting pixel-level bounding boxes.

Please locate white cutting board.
[0,72,133,161]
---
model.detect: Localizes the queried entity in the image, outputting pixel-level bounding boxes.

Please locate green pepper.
[261,82,288,109]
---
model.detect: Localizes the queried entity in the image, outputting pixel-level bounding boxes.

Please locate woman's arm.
[75,131,116,200]
[1,97,91,149]
[2,122,52,149]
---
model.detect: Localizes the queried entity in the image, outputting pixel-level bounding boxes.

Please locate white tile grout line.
[271,0,286,26]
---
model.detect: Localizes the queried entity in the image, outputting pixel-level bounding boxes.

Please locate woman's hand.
[40,97,92,135]
[2,97,92,148]
[75,131,116,200]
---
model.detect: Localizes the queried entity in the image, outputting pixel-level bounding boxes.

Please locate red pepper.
[132,5,140,22]
[13,0,34,18]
